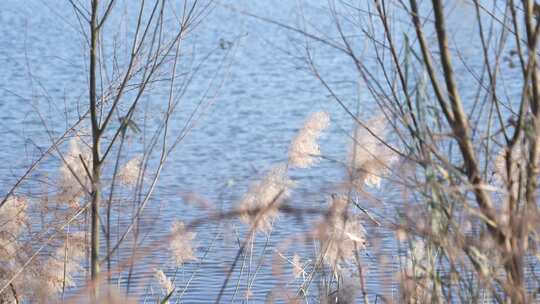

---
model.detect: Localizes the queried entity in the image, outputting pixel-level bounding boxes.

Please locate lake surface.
[0,1,518,302]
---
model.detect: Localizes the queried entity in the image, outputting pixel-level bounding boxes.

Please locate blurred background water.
[0,0,519,302]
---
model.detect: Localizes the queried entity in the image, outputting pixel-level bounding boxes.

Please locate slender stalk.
[89,0,102,292]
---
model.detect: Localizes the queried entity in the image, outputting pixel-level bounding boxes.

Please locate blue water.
[0,1,521,303]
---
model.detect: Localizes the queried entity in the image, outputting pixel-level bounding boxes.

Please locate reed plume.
[291,254,305,279]
[0,196,27,256]
[169,221,197,266]
[34,232,86,300]
[58,135,92,203]
[288,111,330,168]
[314,195,366,269]
[348,114,396,189]
[154,269,174,293]
[0,196,28,302]
[238,164,295,233]
[117,156,143,186]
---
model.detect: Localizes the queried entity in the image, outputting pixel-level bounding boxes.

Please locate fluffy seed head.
[35,232,86,299]
[0,196,28,257]
[169,221,197,266]
[154,269,174,295]
[291,254,305,279]
[117,155,143,186]
[58,135,92,203]
[288,111,330,168]
[349,114,397,189]
[238,164,295,233]
[314,195,367,268]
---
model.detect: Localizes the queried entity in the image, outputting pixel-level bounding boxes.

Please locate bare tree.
[0,0,226,301]
[265,0,540,302]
